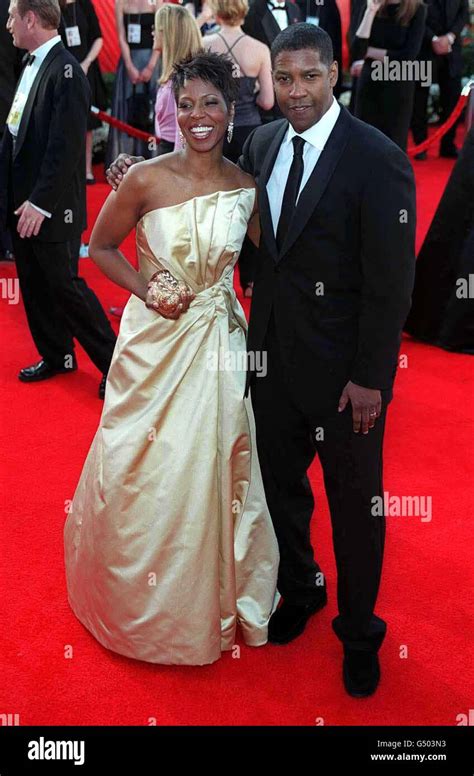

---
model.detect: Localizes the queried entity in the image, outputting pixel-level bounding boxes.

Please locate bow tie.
[22,52,36,67]
[268,2,288,10]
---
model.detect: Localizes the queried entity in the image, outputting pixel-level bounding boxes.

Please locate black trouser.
[251,314,387,652]
[12,230,116,375]
[411,56,461,149]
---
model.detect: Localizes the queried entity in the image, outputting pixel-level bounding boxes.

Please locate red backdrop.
[92,0,351,74]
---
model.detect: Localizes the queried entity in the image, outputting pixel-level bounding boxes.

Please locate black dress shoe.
[18,358,77,383]
[343,648,380,698]
[99,373,107,399]
[268,591,327,645]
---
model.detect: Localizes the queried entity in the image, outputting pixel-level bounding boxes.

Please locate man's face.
[272,48,338,133]
[7,1,31,49]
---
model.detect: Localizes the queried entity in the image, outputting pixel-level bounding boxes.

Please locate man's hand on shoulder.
[106,154,145,190]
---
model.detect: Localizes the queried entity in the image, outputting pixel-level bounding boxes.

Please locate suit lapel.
[13,41,63,160]
[258,120,288,263]
[278,106,352,261]
[261,8,282,45]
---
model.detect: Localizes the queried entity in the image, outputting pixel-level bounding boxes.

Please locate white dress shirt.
[267,97,341,236]
[267,1,289,31]
[7,35,62,219]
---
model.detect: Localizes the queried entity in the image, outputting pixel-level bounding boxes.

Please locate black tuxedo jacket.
[243,0,302,48]
[0,40,90,242]
[417,0,469,77]
[239,107,416,415]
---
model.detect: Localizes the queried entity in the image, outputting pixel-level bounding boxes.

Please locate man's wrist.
[28,201,52,218]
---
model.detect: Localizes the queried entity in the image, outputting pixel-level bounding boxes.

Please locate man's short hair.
[271,22,334,68]
[17,0,61,30]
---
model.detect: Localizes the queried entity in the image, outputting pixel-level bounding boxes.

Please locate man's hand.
[105,154,144,190]
[14,201,45,239]
[338,380,382,434]
[432,35,452,55]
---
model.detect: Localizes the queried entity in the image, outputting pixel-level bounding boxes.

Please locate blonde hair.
[379,0,423,27]
[155,4,202,84]
[208,0,248,26]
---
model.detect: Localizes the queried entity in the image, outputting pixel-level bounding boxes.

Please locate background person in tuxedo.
[0,0,116,398]
[243,0,301,120]
[295,0,343,97]
[241,23,416,697]
[0,0,23,260]
[410,0,469,159]
[105,23,417,697]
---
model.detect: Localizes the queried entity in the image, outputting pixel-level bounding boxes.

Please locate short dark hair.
[271,23,334,68]
[17,0,60,29]
[171,50,240,109]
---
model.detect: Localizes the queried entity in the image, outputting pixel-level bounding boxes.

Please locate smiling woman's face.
[176,78,233,152]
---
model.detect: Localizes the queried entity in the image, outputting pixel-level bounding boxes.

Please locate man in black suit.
[243,0,302,48]
[0,0,23,259]
[0,0,116,397]
[295,0,343,97]
[411,0,469,158]
[105,23,416,697]
[243,0,301,121]
[239,23,415,697]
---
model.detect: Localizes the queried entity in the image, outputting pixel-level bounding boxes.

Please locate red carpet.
[1,151,472,726]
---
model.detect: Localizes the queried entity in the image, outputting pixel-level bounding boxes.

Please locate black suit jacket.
[0,40,90,242]
[418,0,469,77]
[239,107,416,415]
[0,0,24,132]
[243,0,302,48]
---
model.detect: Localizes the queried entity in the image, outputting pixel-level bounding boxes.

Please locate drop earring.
[179,130,186,148]
[227,121,234,143]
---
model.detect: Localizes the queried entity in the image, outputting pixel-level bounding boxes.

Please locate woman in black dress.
[105,0,160,167]
[405,127,474,353]
[59,0,107,183]
[351,0,426,150]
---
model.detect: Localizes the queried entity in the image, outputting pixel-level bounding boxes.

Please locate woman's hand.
[366,0,382,14]
[127,64,141,85]
[139,64,154,83]
[350,59,364,77]
[146,269,195,320]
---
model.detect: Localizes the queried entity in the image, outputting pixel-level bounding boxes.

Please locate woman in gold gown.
[63,52,279,666]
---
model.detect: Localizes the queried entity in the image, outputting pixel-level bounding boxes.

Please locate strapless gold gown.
[64,188,280,665]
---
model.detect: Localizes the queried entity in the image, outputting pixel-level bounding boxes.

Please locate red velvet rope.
[92,107,161,143]
[407,81,473,156]
[92,80,474,157]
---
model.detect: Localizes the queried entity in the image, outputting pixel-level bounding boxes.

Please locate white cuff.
[29,201,52,218]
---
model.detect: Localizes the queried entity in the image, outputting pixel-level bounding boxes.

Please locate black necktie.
[276,136,305,251]
[22,52,36,67]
